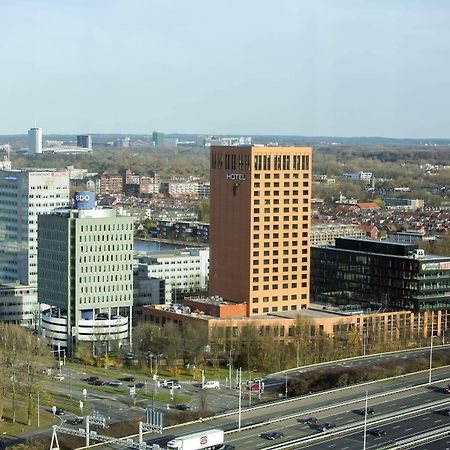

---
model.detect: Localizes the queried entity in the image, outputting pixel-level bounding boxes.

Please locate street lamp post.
[285,373,288,398]
[363,390,368,450]
[238,368,242,431]
[429,320,434,385]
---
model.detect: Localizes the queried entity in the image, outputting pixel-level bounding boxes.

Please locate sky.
[0,0,449,138]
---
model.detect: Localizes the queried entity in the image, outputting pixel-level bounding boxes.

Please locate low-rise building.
[0,284,39,327]
[311,224,365,245]
[136,248,209,302]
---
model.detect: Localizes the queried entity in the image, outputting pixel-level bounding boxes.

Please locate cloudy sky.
[1,0,449,137]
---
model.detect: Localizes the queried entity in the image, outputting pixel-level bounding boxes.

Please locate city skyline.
[1,1,450,138]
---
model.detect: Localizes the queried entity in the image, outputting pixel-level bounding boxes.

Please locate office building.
[209,145,312,316]
[38,192,134,355]
[133,274,165,325]
[152,131,165,146]
[136,248,209,302]
[311,238,450,312]
[0,169,70,285]
[77,135,92,149]
[28,127,42,154]
[0,284,38,326]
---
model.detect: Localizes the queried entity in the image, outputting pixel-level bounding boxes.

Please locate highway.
[140,371,450,450]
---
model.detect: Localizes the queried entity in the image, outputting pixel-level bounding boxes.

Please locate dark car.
[84,376,99,383]
[66,417,83,425]
[370,429,387,437]
[120,376,135,382]
[442,408,450,416]
[55,408,65,416]
[223,445,235,450]
[359,407,375,415]
[319,423,336,432]
[303,417,318,424]
[175,404,191,411]
[260,431,284,440]
[135,382,145,388]
[89,380,105,386]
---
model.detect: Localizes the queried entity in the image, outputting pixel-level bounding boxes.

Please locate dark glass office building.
[311,238,450,312]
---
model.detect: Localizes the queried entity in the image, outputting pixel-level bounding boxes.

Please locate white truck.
[166,429,224,450]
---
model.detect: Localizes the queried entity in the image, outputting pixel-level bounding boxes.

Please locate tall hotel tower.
[209,146,312,316]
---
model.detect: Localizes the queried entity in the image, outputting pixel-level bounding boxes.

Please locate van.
[202,381,220,389]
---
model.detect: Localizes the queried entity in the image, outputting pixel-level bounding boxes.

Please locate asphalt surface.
[142,370,450,450]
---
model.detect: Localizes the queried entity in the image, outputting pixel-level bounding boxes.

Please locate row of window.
[252,282,308,291]
[251,303,307,314]
[80,223,132,232]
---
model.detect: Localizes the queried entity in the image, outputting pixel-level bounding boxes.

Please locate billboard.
[74,191,96,209]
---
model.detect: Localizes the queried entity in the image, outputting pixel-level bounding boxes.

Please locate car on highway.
[66,417,83,425]
[359,406,375,415]
[319,423,336,432]
[109,380,123,387]
[302,417,318,424]
[222,444,235,450]
[89,380,105,386]
[442,386,450,394]
[442,408,450,416]
[260,431,284,440]
[370,428,387,436]
[53,374,65,381]
[55,408,65,416]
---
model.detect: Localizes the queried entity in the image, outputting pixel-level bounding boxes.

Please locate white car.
[53,374,65,381]
[202,381,220,389]
[165,381,182,390]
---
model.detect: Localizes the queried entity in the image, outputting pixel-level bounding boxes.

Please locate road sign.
[145,408,163,434]
[82,388,87,399]
[79,400,84,411]
[88,411,106,428]
[129,386,136,396]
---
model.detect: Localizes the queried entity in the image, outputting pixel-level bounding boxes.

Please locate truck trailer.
[166,429,224,450]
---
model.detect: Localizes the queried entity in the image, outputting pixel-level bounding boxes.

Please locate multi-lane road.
[138,366,450,450]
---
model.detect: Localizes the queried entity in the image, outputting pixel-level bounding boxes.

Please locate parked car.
[302,417,318,424]
[370,429,387,436]
[120,376,135,382]
[175,404,191,411]
[84,376,99,383]
[260,431,284,440]
[165,381,182,390]
[202,381,220,389]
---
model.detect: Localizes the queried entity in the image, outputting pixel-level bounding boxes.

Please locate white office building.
[28,127,42,154]
[0,169,70,286]
[136,248,209,302]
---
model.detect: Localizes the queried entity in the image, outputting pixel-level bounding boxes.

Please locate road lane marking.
[423,417,430,420]
[393,425,401,429]
[405,427,413,432]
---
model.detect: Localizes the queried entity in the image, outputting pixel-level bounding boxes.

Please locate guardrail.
[384,424,450,449]
[271,343,450,377]
[225,376,450,435]
[263,398,450,450]
[76,363,450,449]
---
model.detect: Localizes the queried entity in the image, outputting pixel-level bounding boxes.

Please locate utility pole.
[238,368,242,431]
[285,373,288,398]
[37,391,40,427]
[429,319,434,385]
[363,390,368,450]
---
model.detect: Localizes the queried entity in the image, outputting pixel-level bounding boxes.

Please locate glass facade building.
[311,238,450,312]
